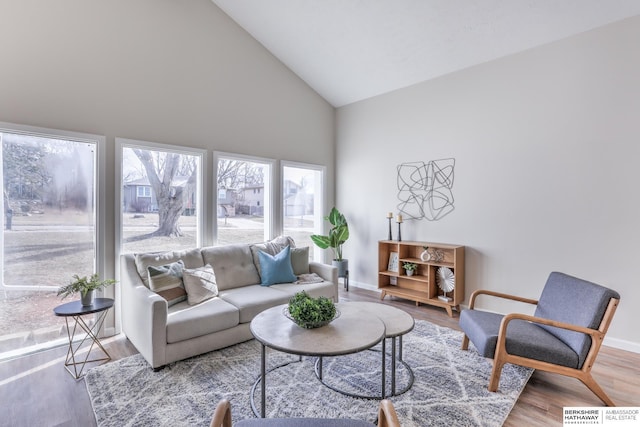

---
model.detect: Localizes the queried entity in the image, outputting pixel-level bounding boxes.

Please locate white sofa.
[120,240,338,369]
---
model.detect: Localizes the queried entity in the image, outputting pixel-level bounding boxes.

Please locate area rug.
[85,321,533,427]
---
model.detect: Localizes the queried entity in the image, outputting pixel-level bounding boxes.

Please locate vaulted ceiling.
[211,1,640,107]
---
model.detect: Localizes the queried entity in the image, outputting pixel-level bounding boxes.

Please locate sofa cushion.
[291,246,310,275]
[250,235,296,276]
[183,264,218,305]
[270,281,335,301]
[135,248,204,287]
[258,246,297,286]
[166,297,239,343]
[148,260,187,307]
[218,285,291,323]
[202,244,260,291]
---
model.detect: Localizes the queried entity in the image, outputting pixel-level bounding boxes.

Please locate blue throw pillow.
[258,245,297,286]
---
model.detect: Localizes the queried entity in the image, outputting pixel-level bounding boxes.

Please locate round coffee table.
[319,302,415,397]
[250,303,386,418]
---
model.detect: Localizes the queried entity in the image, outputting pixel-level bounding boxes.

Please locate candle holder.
[397,221,402,242]
[387,217,393,240]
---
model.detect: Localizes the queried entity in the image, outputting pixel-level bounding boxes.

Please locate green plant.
[57,274,116,299]
[403,262,418,271]
[310,207,349,261]
[287,291,336,328]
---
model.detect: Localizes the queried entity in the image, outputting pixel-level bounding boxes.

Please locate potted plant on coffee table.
[311,206,350,277]
[57,273,117,306]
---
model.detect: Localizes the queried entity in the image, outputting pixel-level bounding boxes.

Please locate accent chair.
[459,271,620,406]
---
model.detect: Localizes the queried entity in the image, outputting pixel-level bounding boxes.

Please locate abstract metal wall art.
[396,158,455,221]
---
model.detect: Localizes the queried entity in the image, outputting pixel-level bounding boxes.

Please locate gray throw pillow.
[291,246,310,275]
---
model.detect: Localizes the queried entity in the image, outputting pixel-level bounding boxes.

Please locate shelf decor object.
[387,212,393,240]
[387,252,399,273]
[436,267,455,302]
[396,214,403,242]
[377,240,465,317]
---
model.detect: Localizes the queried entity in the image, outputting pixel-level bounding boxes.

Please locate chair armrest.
[468,289,538,310]
[499,312,603,339]
[120,254,168,368]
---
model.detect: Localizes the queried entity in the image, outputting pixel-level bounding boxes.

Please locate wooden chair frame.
[461,289,619,407]
[210,398,401,427]
[378,399,401,427]
[210,399,232,427]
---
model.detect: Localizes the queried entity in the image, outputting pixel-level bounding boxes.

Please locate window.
[0,125,103,357]
[215,153,273,245]
[136,186,151,198]
[119,139,205,254]
[282,163,325,260]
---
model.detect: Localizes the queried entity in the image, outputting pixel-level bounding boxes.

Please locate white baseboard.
[346,280,379,292]
[603,336,640,354]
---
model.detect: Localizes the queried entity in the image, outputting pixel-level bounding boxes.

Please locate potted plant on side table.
[57,273,117,306]
[311,206,350,278]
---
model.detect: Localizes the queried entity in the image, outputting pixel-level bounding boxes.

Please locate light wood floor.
[1,287,638,427]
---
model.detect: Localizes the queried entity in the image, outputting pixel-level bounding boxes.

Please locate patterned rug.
[85,321,533,426]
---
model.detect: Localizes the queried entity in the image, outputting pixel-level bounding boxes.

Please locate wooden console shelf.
[378,240,465,317]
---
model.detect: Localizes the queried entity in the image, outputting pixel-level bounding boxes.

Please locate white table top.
[346,301,414,338]
[250,303,385,356]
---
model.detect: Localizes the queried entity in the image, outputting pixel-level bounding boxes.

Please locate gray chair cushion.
[534,272,620,368]
[235,418,374,427]
[459,309,580,368]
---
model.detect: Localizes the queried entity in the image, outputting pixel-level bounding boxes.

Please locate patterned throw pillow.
[258,246,297,286]
[183,264,218,305]
[147,260,187,306]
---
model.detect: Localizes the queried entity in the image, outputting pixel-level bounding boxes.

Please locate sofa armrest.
[120,254,168,368]
[309,261,339,301]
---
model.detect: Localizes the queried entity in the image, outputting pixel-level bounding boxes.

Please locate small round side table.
[53,297,114,380]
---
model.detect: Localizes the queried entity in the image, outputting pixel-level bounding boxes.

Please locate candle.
[387,212,393,219]
[396,214,403,223]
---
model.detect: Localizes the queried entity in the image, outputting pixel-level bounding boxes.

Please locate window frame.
[0,121,106,289]
[213,151,276,245]
[281,160,327,261]
[116,138,208,255]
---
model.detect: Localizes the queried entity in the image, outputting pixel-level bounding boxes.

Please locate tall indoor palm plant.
[311,207,350,277]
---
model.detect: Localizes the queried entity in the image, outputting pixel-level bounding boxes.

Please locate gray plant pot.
[332,259,348,278]
[81,289,95,306]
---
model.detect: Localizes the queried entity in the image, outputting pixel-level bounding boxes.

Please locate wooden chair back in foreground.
[459,271,620,406]
[210,398,401,427]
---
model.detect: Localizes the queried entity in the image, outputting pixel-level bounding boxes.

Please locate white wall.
[336,16,640,350]
[0,0,335,279]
